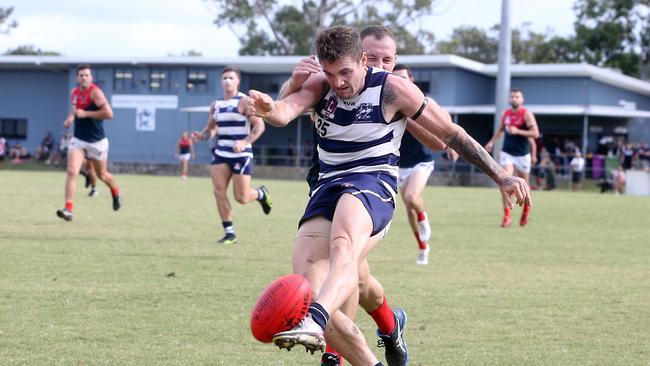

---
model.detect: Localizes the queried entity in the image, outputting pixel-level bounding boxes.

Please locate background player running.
[485,88,540,227]
[57,64,121,221]
[192,66,272,245]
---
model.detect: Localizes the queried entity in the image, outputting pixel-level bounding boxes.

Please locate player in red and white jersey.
[485,88,540,227]
[57,64,121,221]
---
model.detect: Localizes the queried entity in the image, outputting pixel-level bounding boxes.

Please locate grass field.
[1,169,649,365]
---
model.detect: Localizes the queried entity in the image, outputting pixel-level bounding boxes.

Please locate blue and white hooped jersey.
[212,92,253,158]
[313,67,406,181]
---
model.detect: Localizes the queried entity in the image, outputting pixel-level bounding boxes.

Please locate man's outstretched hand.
[247,90,274,118]
[499,175,532,209]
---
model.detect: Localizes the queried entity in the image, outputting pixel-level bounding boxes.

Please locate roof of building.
[2,54,650,96]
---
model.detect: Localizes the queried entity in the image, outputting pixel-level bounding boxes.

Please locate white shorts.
[500,151,531,173]
[69,137,109,161]
[178,153,191,161]
[398,160,435,187]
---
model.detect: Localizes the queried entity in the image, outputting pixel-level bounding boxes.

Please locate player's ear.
[360,51,367,66]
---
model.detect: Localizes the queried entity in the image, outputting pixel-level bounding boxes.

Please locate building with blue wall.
[1,55,649,165]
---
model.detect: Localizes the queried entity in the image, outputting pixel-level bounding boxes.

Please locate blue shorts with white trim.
[211,153,253,175]
[299,172,397,236]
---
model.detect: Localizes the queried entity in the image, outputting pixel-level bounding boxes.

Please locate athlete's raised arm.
[384,74,532,208]
[248,74,325,127]
[192,102,218,141]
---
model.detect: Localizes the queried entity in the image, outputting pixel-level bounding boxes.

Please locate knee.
[66,167,77,177]
[212,186,226,197]
[330,235,353,257]
[96,170,108,181]
[402,190,418,207]
[234,192,248,204]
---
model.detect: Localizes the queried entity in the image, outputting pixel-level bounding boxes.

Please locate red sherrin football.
[250,274,311,343]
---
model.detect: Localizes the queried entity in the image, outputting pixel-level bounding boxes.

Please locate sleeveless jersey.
[71,83,105,142]
[179,136,191,154]
[501,107,530,156]
[313,67,406,181]
[212,92,253,158]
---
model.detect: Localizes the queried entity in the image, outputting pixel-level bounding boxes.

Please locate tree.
[4,45,61,56]
[572,0,650,77]
[208,0,436,55]
[436,26,497,63]
[1,6,18,34]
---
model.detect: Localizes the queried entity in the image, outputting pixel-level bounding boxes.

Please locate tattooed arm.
[383,74,532,207]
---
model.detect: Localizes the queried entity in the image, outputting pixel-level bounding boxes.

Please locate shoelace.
[376,334,405,350]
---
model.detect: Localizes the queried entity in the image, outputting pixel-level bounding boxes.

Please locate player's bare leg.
[88,158,121,211]
[500,164,516,227]
[400,169,431,265]
[57,148,84,221]
[181,158,188,178]
[211,163,236,243]
[232,168,272,214]
[317,194,376,314]
[231,174,258,204]
[515,169,531,226]
[85,159,98,197]
[282,218,380,364]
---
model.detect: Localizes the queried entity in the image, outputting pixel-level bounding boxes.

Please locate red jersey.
[71,83,105,142]
[71,83,98,110]
[501,107,530,156]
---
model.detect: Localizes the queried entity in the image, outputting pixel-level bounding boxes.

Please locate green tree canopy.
[572,0,650,77]
[4,45,61,56]
[208,0,436,55]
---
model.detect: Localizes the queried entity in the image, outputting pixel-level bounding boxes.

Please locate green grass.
[0,170,649,365]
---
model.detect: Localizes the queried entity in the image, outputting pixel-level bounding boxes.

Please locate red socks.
[415,233,427,250]
[368,296,395,336]
[65,200,73,212]
[417,211,426,222]
[111,187,120,197]
[504,207,511,217]
[325,345,344,365]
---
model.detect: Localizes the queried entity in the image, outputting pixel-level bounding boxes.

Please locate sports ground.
[1,169,649,365]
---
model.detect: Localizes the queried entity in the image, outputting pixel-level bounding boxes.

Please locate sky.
[0,0,577,57]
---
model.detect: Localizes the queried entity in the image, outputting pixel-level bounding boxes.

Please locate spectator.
[47,131,72,166]
[0,137,6,161]
[569,148,585,191]
[621,143,634,170]
[540,148,556,190]
[613,165,626,195]
[10,142,30,162]
[36,131,54,161]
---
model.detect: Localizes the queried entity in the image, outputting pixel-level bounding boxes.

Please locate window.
[149,68,171,91]
[187,69,208,92]
[412,70,439,96]
[249,74,280,94]
[114,68,136,91]
[0,118,27,139]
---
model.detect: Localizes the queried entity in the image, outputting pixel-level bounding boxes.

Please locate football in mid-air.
[250,274,311,343]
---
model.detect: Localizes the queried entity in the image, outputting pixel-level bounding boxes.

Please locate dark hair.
[315,26,362,63]
[222,65,241,79]
[511,88,524,95]
[76,64,92,74]
[394,64,412,78]
[360,25,394,42]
